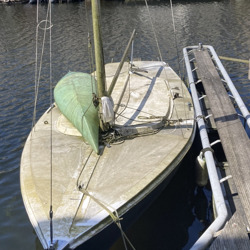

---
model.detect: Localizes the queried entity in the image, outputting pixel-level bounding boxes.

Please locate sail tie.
[78,186,136,250]
[101,96,115,124]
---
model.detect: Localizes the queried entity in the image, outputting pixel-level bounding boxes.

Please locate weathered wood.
[210,166,250,249]
[210,212,250,249]
[91,0,106,98]
[193,49,250,248]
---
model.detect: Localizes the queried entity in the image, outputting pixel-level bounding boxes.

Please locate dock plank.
[210,212,250,249]
[193,49,250,248]
[210,166,250,249]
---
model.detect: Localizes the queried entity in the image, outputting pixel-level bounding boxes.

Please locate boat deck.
[20,61,195,249]
[191,48,250,249]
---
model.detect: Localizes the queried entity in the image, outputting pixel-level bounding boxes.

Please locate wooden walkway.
[193,49,250,249]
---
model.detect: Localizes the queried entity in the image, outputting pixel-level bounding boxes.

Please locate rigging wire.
[169,0,189,132]
[48,0,54,248]
[85,1,99,110]
[85,2,95,77]
[33,4,53,129]
[114,66,132,122]
[33,3,38,129]
[169,0,181,76]
[33,0,54,247]
[144,0,163,62]
[143,0,189,138]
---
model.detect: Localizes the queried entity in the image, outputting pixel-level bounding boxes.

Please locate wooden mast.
[91,0,108,131]
[91,0,106,98]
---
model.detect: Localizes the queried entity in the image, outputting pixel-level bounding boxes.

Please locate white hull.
[20,61,195,249]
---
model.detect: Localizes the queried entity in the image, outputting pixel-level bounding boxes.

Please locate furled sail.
[54,72,99,153]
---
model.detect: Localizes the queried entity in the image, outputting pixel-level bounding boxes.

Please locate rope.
[76,150,135,250]
[101,117,191,147]
[79,186,136,250]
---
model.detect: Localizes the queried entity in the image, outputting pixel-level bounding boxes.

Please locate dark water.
[0,1,249,249]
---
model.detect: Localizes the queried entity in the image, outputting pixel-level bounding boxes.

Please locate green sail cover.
[54,72,99,153]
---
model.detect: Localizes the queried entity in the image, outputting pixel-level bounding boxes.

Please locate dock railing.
[185,45,250,129]
[183,45,231,250]
[183,44,250,250]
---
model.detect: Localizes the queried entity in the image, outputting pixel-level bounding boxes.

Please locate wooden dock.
[193,49,250,249]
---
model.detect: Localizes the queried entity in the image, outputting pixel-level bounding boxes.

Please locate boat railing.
[183,45,231,250]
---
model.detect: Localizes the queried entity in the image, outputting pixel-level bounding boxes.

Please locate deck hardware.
[195,114,206,121]
[219,175,232,183]
[198,95,206,100]
[198,43,203,50]
[210,140,221,147]
[205,114,213,120]
[49,244,55,250]
[201,147,214,155]
[217,161,229,169]
[189,57,195,62]
[47,104,55,113]
[173,92,179,99]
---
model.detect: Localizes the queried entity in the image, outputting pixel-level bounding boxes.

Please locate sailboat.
[20,1,196,249]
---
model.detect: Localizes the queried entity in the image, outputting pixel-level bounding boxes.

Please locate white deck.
[20,61,195,249]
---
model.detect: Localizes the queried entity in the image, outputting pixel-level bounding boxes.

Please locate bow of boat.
[20,61,195,249]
